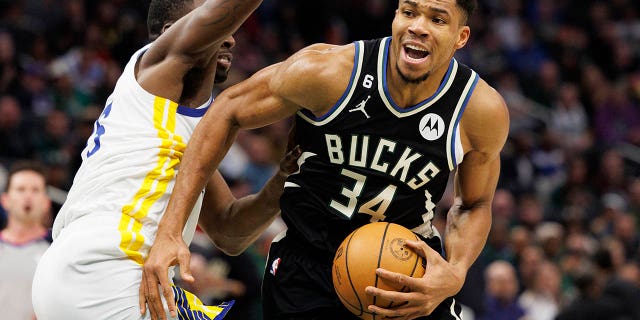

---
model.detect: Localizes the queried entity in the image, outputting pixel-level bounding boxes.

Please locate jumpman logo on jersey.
[349,95,371,119]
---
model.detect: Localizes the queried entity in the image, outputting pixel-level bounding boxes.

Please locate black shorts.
[261,234,463,320]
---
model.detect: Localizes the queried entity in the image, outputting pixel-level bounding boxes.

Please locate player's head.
[147,0,199,41]
[1,161,50,225]
[391,0,475,84]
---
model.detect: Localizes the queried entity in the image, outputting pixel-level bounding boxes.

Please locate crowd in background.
[0,0,639,319]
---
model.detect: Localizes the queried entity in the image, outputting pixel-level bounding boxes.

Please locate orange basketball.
[332,222,426,320]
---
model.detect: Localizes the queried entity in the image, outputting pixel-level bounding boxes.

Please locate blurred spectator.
[592,248,640,319]
[627,178,640,223]
[525,60,561,108]
[517,194,545,230]
[237,132,279,193]
[549,83,592,153]
[509,226,533,260]
[0,161,51,320]
[535,222,565,261]
[499,133,536,197]
[531,127,565,202]
[618,262,640,289]
[478,260,526,320]
[32,110,72,168]
[517,245,545,292]
[612,213,639,260]
[593,149,628,197]
[555,270,618,320]
[591,193,627,239]
[493,188,517,221]
[517,260,562,320]
[0,94,34,161]
[548,155,599,224]
[0,31,19,94]
[593,83,640,147]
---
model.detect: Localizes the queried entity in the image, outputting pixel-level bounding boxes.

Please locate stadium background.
[0,0,639,319]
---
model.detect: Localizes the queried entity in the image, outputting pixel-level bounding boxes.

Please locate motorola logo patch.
[419,113,445,141]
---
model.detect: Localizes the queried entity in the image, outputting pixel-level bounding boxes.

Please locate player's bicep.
[455,81,509,207]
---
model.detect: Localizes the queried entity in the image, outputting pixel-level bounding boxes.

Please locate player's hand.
[279,145,302,176]
[140,231,194,320]
[364,240,466,319]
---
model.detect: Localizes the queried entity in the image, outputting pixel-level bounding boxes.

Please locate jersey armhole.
[297,41,364,126]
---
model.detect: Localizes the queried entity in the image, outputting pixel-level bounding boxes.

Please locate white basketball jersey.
[52,44,208,264]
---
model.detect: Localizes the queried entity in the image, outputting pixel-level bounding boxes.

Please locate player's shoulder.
[274,42,355,91]
[270,43,356,114]
[461,77,509,152]
[284,42,355,76]
[465,78,509,125]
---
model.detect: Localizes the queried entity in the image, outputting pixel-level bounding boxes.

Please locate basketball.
[332,222,426,320]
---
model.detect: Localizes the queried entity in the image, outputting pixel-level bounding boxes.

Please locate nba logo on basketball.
[270,258,282,276]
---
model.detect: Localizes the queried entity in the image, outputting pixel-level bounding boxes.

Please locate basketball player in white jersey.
[145,0,510,319]
[31,1,298,320]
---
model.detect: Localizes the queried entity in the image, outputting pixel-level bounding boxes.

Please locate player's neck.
[0,221,46,244]
[386,63,449,108]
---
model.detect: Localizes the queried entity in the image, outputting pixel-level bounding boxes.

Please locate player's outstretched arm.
[198,145,301,256]
[141,43,352,320]
[145,0,262,64]
[137,0,263,99]
[365,80,510,319]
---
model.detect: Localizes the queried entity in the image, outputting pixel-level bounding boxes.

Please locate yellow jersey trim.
[118,96,186,264]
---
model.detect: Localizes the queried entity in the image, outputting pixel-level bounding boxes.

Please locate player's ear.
[161,22,174,35]
[455,26,470,50]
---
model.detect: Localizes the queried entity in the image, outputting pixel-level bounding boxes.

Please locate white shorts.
[32,214,232,320]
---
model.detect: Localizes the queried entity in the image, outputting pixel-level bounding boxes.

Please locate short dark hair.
[456,0,477,25]
[147,0,194,41]
[5,161,47,191]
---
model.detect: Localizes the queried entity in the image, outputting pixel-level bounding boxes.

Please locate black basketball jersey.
[280,37,479,256]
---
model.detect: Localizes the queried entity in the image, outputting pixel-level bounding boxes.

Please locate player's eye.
[402,10,414,17]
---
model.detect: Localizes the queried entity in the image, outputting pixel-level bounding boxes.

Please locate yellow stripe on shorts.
[172,285,234,320]
[118,96,186,264]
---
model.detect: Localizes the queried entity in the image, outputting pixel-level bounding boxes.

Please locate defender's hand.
[140,232,194,320]
[364,240,466,319]
[279,145,302,176]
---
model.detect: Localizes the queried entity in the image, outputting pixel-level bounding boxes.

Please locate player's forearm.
[159,107,239,236]
[444,199,492,284]
[205,169,288,255]
[199,0,262,32]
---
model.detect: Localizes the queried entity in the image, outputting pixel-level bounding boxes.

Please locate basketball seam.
[345,229,365,316]
[372,222,391,319]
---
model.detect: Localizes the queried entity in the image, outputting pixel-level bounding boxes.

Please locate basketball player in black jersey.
[146,0,509,319]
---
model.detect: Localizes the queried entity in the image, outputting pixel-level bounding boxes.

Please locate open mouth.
[402,44,430,62]
[217,53,233,68]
